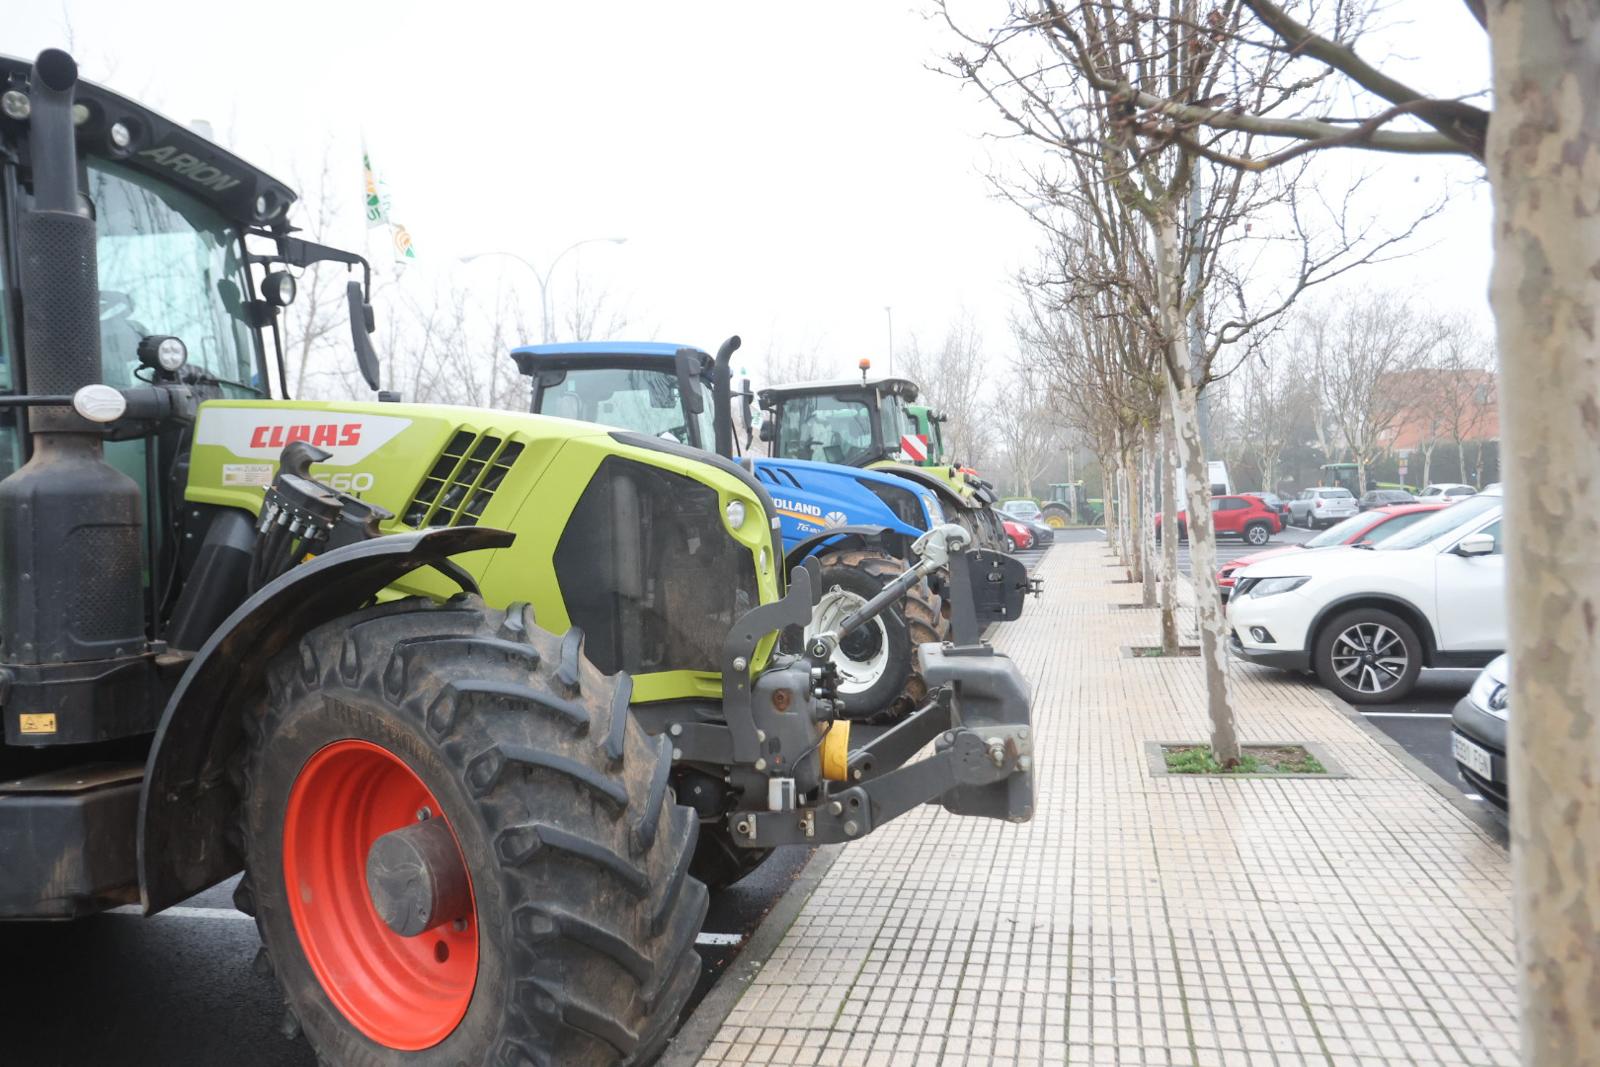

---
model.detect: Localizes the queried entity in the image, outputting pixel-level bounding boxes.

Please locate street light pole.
[460,237,627,344]
[884,306,893,376]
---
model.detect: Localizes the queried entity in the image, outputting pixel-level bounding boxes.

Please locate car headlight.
[1247,576,1309,598]
[1469,670,1509,719]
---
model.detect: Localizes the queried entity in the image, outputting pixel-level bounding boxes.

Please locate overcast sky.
[15,1,1493,385]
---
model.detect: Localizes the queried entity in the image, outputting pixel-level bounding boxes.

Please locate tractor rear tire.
[235,597,707,1067]
[1040,503,1072,529]
[806,550,943,723]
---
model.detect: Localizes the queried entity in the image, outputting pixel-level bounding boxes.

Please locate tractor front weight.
[668,524,1036,850]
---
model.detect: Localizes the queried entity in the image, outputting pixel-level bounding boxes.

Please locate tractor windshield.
[774,393,877,465]
[537,366,716,448]
[87,160,261,394]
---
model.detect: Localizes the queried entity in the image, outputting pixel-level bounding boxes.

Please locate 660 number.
[314,471,375,493]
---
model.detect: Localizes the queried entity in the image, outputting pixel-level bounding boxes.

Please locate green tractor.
[0,51,1035,1066]
[756,369,1009,551]
[1041,482,1089,528]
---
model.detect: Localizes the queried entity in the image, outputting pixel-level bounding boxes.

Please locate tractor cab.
[513,341,723,451]
[757,372,923,467]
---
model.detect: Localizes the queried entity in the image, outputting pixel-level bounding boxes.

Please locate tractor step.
[0,761,143,918]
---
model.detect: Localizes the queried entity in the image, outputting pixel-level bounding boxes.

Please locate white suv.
[1227,490,1504,703]
[1287,487,1359,528]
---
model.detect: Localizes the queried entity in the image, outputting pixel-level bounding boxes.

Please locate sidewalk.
[690,541,1518,1067]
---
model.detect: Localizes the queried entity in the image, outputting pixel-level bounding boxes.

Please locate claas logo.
[248,423,363,450]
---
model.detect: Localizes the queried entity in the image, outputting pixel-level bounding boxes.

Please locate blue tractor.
[512,338,949,720]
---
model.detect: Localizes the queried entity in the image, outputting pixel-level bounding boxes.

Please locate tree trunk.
[1487,5,1600,1063]
[1160,399,1181,655]
[1421,446,1433,489]
[1141,422,1158,608]
[1126,443,1144,584]
[1153,208,1239,763]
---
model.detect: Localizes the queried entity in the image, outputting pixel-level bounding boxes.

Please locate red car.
[1154,494,1283,547]
[1215,502,1448,598]
[1003,520,1034,551]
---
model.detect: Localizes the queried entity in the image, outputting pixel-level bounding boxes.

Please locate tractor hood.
[185,400,785,702]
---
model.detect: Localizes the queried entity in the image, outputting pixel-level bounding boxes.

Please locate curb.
[1314,687,1510,848]
[659,844,846,1066]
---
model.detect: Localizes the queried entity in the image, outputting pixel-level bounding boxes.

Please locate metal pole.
[885,306,894,376]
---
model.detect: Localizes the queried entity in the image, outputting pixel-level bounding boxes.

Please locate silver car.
[1288,487,1359,528]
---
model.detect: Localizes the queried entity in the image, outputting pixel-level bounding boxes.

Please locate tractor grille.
[402,430,524,528]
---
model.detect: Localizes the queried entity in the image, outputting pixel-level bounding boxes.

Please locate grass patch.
[1162,743,1327,775]
[1126,645,1200,657]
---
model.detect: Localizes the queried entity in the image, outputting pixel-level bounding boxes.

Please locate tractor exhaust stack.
[0,49,145,671]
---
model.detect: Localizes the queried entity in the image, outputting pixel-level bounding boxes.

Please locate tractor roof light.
[108,120,132,149]
[0,90,29,120]
[138,335,188,373]
[725,499,748,530]
[72,384,126,423]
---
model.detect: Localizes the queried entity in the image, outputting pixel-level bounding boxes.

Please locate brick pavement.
[695,541,1517,1067]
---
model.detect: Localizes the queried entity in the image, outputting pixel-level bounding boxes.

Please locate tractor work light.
[0,90,28,120]
[72,384,126,423]
[725,500,747,530]
[108,121,132,149]
[138,335,188,373]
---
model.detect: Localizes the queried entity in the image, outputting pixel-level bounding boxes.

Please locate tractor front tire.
[236,597,707,1067]
[806,550,943,723]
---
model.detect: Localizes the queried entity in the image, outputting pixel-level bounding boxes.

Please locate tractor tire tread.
[816,548,944,723]
[235,595,706,1067]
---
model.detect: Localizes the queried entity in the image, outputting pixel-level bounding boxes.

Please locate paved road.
[0,546,1054,1065]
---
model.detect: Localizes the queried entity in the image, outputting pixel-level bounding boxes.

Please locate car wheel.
[1244,523,1271,546]
[1313,608,1422,704]
[1006,535,1020,552]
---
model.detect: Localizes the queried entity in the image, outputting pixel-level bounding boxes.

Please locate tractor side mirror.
[739,377,754,440]
[1455,532,1496,557]
[673,350,704,415]
[759,420,776,443]
[346,281,381,392]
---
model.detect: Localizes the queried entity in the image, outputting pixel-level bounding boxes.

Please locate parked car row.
[998,499,1056,549]
[1227,487,1505,706]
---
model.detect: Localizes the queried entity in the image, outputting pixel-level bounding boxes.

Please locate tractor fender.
[137,526,513,914]
[783,524,912,573]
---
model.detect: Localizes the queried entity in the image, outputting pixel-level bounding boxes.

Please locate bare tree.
[987,359,1060,497]
[1304,294,1435,493]
[1233,349,1304,492]
[1432,317,1496,485]
[901,315,995,472]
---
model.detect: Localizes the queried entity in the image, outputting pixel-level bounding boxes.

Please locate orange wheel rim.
[282,739,478,1050]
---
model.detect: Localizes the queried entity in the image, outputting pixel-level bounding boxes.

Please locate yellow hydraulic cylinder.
[820,721,851,781]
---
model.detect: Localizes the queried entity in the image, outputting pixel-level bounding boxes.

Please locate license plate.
[1452,733,1494,779]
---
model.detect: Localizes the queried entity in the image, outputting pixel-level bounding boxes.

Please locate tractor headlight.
[137,335,188,373]
[725,500,747,530]
[1247,576,1309,599]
